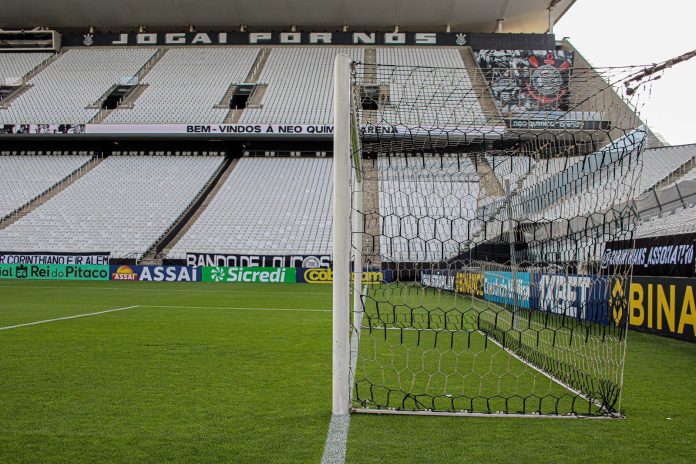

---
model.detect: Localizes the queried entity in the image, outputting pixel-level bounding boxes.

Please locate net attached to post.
[346,57,661,418]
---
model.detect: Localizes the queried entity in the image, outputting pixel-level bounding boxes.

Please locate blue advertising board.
[110,265,201,282]
[532,274,610,325]
[483,271,532,309]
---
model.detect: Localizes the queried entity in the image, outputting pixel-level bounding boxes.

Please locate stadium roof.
[1,0,575,33]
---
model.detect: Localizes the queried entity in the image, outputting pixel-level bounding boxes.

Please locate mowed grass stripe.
[348,290,696,463]
[357,286,624,415]
[0,280,330,295]
[141,304,331,312]
[0,281,332,326]
[0,285,333,464]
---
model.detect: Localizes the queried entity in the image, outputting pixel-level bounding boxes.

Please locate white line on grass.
[0,305,330,333]
[321,285,366,464]
[0,305,140,331]
[321,414,351,464]
[139,305,331,312]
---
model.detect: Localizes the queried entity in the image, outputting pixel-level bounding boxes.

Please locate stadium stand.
[639,144,696,191]
[374,48,486,127]
[170,157,333,258]
[530,134,642,217]
[486,155,584,191]
[0,155,224,257]
[0,44,689,265]
[0,49,156,124]
[239,48,363,124]
[379,155,479,262]
[637,205,696,237]
[0,153,93,219]
[631,144,696,237]
[679,166,696,181]
[0,53,52,82]
[105,48,260,124]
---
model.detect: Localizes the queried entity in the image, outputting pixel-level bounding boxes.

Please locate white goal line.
[321,284,367,464]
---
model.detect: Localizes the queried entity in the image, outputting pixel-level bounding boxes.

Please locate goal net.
[333,52,659,418]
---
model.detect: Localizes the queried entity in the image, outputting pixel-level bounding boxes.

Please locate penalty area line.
[139,305,331,312]
[0,305,141,331]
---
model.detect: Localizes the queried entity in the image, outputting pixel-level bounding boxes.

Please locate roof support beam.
[496,0,511,31]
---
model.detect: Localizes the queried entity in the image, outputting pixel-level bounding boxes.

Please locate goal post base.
[351,408,624,420]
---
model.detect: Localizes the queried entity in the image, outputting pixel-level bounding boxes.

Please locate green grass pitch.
[354,286,606,415]
[1,280,695,463]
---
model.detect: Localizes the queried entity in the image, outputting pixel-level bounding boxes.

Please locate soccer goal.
[332,53,657,418]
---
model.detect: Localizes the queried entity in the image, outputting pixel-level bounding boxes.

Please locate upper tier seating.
[636,204,696,237]
[379,155,479,262]
[526,142,696,225]
[486,155,532,191]
[639,144,696,191]
[374,48,486,128]
[678,166,696,181]
[106,48,259,124]
[0,155,223,257]
[0,49,156,124]
[0,53,51,81]
[170,158,333,258]
[486,155,584,193]
[239,48,363,125]
[0,152,92,218]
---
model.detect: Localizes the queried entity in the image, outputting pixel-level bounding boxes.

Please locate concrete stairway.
[361,158,381,268]
[140,157,240,264]
[0,155,105,230]
[458,47,501,125]
[88,48,169,123]
[223,48,271,123]
[469,153,504,197]
[361,48,379,125]
[0,51,63,109]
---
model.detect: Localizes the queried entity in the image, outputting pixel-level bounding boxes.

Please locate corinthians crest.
[474,49,574,113]
[524,51,572,107]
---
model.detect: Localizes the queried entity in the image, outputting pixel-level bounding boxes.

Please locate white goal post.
[332,53,353,416]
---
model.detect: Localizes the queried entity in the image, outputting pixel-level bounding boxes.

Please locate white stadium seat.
[170,158,333,258]
[105,48,260,124]
[378,155,480,262]
[374,48,486,128]
[0,155,223,257]
[0,53,52,82]
[239,48,363,125]
[637,205,696,237]
[0,49,156,124]
[639,144,696,191]
[0,154,92,218]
